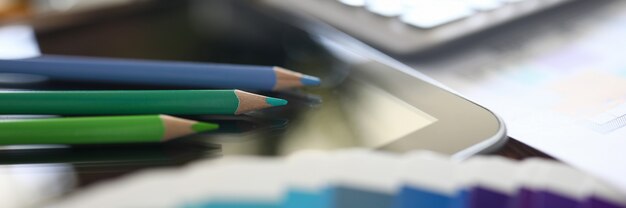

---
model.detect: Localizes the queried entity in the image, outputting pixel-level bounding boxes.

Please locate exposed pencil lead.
[266,97,288,107]
[192,122,219,133]
[234,90,287,114]
[300,75,321,86]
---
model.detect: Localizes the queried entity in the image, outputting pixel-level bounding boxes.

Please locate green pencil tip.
[192,122,219,133]
[266,97,288,107]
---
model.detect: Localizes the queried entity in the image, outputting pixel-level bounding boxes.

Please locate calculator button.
[365,0,405,17]
[465,0,504,11]
[338,0,366,7]
[400,1,474,28]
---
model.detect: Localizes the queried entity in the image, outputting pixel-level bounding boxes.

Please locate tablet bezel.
[351,60,507,159]
[291,18,508,159]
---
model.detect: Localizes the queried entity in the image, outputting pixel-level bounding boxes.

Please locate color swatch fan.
[48,149,626,208]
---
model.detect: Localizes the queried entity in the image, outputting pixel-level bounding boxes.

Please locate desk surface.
[495,138,552,160]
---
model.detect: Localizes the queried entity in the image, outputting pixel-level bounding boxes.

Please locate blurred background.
[2,0,626,207]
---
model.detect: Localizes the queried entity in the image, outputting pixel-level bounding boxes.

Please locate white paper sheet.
[416,1,626,193]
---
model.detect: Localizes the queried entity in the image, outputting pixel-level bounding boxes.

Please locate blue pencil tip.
[300,75,321,86]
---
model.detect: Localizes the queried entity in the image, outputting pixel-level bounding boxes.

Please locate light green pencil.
[0,89,287,115]
[0,115,218,145]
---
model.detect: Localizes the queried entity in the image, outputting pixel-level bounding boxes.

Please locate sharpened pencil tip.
[265,97,288,107]
[300,75,321,86]
[191,122,219,133]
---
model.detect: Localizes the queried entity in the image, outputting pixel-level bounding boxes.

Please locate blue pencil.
[0,55,320,91]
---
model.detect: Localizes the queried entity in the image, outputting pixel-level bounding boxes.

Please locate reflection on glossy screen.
[217,77,437,156]
[339,79,437,147]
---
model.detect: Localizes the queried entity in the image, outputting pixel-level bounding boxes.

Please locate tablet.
[185,28,507,159]
[171,1,507,159]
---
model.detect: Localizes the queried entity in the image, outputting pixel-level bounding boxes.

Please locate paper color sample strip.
[50,149,626,208]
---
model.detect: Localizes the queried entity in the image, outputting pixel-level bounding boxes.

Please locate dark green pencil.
[0,90,287,115]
